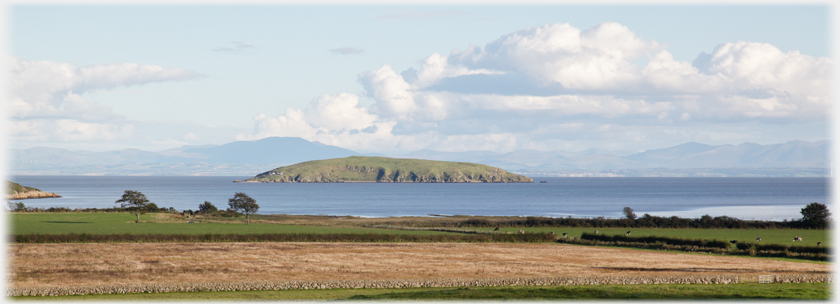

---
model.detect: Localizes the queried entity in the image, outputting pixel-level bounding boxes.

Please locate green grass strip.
[10,283,831,300]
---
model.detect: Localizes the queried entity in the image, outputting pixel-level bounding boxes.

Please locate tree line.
[114,190,260,224]
[453,203,830,230]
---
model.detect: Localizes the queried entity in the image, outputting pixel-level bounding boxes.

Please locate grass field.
[10,213,829,247]
[10,213,452,235]
[489,226,830,247]
[10,283,831,300]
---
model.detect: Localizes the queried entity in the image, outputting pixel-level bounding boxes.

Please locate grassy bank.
[10,283,831,300]
[10,213,452,235]
[488,226,830,246]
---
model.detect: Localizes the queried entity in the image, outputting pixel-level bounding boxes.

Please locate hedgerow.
[12,232,558,244]
[578,232,731,249]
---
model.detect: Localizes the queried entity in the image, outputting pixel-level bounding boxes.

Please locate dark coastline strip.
[12,233,558,244]
[8,274,832,297]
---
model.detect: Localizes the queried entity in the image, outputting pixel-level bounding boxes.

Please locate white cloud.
[304,93,378,131]
[237,22,829,154]
[213,41,256,53]
[451,22,664,90]
[359,65,419,119]
[183,132,199,142]
[705,41,831,96]
[8,56,202,143]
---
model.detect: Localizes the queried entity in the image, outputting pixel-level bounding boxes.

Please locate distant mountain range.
[9,137,357,176]
[8,137,830,176]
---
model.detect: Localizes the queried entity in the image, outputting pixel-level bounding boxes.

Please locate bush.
[198,201,218,214]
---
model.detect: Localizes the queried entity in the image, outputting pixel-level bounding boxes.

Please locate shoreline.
[6,192,62,200]
[233,180,533,183]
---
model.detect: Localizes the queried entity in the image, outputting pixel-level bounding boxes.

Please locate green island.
[236,156,533,183]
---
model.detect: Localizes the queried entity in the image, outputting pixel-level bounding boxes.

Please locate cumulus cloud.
[8,56,202,143]
[450,22,664,90]
[359,65,419,119]
[329,47,364,55]
[304,93,379,131]
[239,22,830,154]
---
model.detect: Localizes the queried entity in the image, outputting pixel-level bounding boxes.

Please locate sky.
[4,4,834,156]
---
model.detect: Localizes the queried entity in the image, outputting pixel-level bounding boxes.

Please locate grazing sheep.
[626,230,631,235]
[594,230,599,234]
[793,236,802,242]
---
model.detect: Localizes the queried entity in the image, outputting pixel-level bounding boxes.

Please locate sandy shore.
[10,242,829,288]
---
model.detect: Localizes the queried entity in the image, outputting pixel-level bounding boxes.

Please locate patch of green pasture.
[349,283,831,300]
[488,226,830,247]
[9,213,451,235]
[11,283,831,300]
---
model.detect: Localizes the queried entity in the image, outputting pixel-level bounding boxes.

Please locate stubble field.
[10,242,829,289]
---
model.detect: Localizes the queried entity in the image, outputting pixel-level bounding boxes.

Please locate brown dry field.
[10,242,829,289]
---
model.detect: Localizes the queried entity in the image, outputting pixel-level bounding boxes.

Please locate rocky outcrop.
[6,181,61,200]
[7,191,61,200]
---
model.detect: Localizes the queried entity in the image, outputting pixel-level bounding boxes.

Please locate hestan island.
[236,156,533,183]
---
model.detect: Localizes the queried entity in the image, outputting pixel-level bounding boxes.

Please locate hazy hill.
[621,140,829,169]
[397,140,830,174]
[8,137,829,176]
[10,137,357,175]
[241,156,533,183]
[160,137,358,164]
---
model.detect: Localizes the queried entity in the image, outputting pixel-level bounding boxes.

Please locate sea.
[7,176,831,221]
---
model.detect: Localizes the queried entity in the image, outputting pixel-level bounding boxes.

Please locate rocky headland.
[6,181,61,200]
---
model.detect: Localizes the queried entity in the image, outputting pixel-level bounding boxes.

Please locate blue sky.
[5,4,833,154]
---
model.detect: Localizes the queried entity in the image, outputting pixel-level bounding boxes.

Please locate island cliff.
[6,181,61,200]
[237,156,533,183]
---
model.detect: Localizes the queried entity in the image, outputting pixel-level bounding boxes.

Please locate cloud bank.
[238,22,830,154]
[8,56,203,143]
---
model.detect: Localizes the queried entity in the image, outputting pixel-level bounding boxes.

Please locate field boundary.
[365,225,512,234]
[9,274,832,297]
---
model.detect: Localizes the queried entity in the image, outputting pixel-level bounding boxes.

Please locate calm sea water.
[8,176,830,221]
